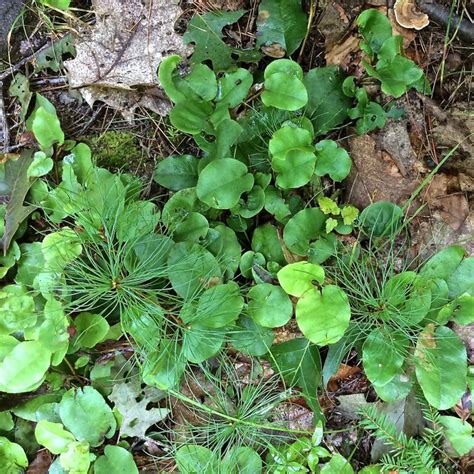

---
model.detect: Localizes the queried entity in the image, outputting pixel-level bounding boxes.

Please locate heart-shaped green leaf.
[247,283,292,328]
[296,286,351,345]
[154,155,199,191]
[197,159,254,209]
[314,140,352,182]
[283,208,326,256]
[277,262,325,297]
[262,73,308,111]
[415,325,467,410]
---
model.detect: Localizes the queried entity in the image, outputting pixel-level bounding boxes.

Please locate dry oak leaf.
[65,0,188,121]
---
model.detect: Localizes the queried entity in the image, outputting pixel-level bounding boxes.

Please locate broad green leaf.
[73,313,110,349]
[251,223,286,265]
[321,453,354,473]
[158,55,186,103]
[197,159,254,209]
[240,251,266,279]
[373,373,413,402]
[162,187,209,227]
[189,282,243,328]
[169,100,213,134]
[41,0,71,10]
[262,73,308,111]
[269,126,313,160]
[205,224,241,279]
[167,242,221,299]
[363,329,408,386]
[143,340,186,390]
[277,262,325,297]
[231,185,265,218]
[35,420,75,454]
[264,186,291,223]
[0,436,28,472]
[273,148,316,189]
[230,315,274,356]
[0,241,20,278]
[216,68,253,108]
[116,201,160,242]
[303,67,352,135]
[94,446,139,474]
[415,325,467,410]
[59,386,116,447]
[357,9,392,55]
[26,94,64,150]
[296,286,351,345]
[42,228,82,271]
[283,208,327,256]
[268,338,322,416]
[154,155,199,191]
[16,242,45,286]
[173,212,209,243]
[256,1,307,55]
[0,284,36,335]
[0,412,14,431]
[437,293,474,326]
[314,140,352,182]
[222,447,262,474]
[27,151,54,178]
[0,341,51,393]
[420,245,465,281]
[182,325,226,363]
[359,201,403,237]
[439,416,474,457]
[365,56,423,98]
[178,63,217,102]
[175,445,219,474]
[264,59,304,79]
[247,283,292,328]
[59,441,90,474]
[447,257,474,299]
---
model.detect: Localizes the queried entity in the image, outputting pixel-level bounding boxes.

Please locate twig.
[0,42,51,81]
[0,81,9,153]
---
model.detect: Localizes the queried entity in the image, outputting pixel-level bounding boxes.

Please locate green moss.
[87,131,142,169]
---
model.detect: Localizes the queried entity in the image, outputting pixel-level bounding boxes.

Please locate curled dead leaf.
[394,0,430,30]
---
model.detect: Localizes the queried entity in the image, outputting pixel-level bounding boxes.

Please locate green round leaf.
[216,68,253,108]
[167,242,221,299]
[269,126,313,161]
[175,445,219,474]
[321,453,353,473]
[262,73,308,111]
[42,228,82,272]
[191,282,244,328]
[420,245,465,281]
[277,262,325,297]
[251,224,286,265]
[27,151,54,178]
[0,284,36,335]
[154,155,199,191]
[439,416,474,457]
[447,257,473,299]
[264,59,304,80]
[73,313,110,349]
[197,159,254,209]
[222,447,262,474]
[173,212,209,243]
[230,315,274,356]
[16,242,45,287]
[0,436,28,472]
[357,9,392,55]
[0,341,51,393]
[359,201,403,237]
[170,100,213,134]
[373,373,413,402]
[314,140,352,182]
[35,420,75,455]
[273,148,316,189]
[415,325,467,410]
[283,208,326,256]
[59,386,116,447]
[296,286,351,345]
[240,251,266,279]
[247,283,292,328]
[178,63,217,102]
[362,329,408,386]
[182,325,226,363]
[94,445,139,474]
[205,224,241,279]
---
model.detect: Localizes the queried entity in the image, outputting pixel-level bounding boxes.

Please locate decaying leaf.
[65,0,188,121]
[1,150,35,255]
[109,377,169,439]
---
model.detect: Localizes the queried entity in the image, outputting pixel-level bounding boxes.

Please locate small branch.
[0,81,9,153]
